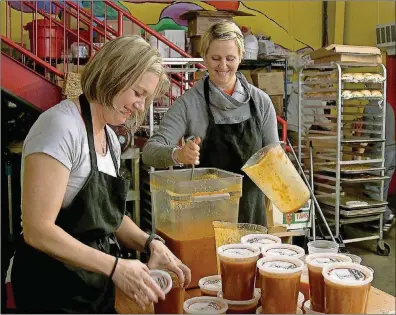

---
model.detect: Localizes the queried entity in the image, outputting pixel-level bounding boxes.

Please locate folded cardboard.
[181,10,253,37]
[310,44,382,64]
[251,70,285,96]
[269,95,284,116]
[190,35,202,57]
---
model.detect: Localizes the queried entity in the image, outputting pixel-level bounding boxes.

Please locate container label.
[265,248,299,256]
[312,257,344,265]
[154,275,169,291]
[203,279,222,290]
[329,268,366,282]
[223,248,257,258]
[189,302,223,312]
[262,261,298,270]
[246,237,276,244]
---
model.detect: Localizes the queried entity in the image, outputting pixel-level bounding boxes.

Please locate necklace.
[95,128,107,155]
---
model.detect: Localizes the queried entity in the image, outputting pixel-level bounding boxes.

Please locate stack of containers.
[217,244,261,314]
[303,240,375,314]
[241,234,306,314]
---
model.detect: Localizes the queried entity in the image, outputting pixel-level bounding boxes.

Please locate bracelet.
[109,257,119,280]
[171,146,183,166]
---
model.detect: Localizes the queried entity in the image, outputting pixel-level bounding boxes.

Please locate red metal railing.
[2,0,287,144]
[2,0,203,90]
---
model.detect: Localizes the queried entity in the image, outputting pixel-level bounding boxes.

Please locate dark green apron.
[199,77,266,225]
[11,94,129,313]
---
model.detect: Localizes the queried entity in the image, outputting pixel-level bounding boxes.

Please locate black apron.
[11,94,129,313]
[199,78,266,225]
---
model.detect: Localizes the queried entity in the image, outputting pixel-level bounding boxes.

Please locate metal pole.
[288,139,337,242]
[309,141,316,241]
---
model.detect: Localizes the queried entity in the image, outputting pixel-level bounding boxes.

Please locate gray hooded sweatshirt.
[142,72,279,168]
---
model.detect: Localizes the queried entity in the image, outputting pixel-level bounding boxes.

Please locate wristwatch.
[144,233,165,254]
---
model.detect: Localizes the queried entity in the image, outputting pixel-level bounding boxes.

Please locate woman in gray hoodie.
[142,21,279,226]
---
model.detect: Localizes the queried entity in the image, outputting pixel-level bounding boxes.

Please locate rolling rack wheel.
[376,240,391,256]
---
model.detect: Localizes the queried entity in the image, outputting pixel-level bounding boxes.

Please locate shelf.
[341,137,385,144]
[239,58,286,69]
[319,193,388,210]
[341,174,389,183]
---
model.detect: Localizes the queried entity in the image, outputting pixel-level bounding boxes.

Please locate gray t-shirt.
[22,99,121,208]
[142,72,279,168]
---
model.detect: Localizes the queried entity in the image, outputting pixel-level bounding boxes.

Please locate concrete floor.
[343,223,395,296]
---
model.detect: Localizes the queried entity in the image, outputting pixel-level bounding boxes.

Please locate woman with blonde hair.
[143,21,279,225]
[11,35,191,313]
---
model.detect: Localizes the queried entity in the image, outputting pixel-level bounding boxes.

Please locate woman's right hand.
[175,137,201,165]
[112,259,165,310]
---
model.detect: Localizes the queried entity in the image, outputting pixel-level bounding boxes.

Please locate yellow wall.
[1,1,394,51]
[344,1,395,46]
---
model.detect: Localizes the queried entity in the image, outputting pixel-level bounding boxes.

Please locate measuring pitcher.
[242,143,310,214]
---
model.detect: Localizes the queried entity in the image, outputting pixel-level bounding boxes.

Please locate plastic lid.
[217,244,261,260]
[257,256,304,274]
[306,253,352,268]
[241,234,282,245]
[183,297,228,314]
[149,269,172,295]
[217,289,260,305]
[257,306,303,314]
[322,262,374,286]
[307,240,339,251]
[261,244,305,259]
[343,253,362,264]
[198,275,222,293]
[298,292,304,307]
[303,300,324,314]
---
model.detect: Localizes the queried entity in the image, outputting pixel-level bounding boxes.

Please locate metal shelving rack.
[297,62,390,255]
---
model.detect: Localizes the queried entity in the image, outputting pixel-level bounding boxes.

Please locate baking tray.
[319,193,388,210]
[341,174,390,183]
[322,205,386,218]
[342,136,385,143]
[318,165,386,174]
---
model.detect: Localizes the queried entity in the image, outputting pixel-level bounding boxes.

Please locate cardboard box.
[251,70,285,96]
[190,35,202,57]
[269,95,284,116]
[188,16,233,37]
[239,70,253,85]
[180,10,253,37]
[310,44,382,64]
[150,30,186,58]
[104,19,142,37]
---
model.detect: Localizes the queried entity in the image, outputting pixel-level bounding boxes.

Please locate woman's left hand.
[147,240,191,288]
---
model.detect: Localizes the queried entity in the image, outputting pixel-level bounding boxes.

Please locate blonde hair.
[200,20,245,58]
[81,35,169,130]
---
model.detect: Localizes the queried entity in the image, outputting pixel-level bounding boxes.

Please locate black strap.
[79,94,98,171]
[104,127,121,178]
[79,94,120,177]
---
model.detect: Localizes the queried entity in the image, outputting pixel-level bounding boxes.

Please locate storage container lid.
[199,275,222,293]
[322,262,373,286]
[241,233,282,245]
[183,297,228,314]
[149,269,172,294]
[217,243,261,260]
[217,289,260,305]
[257,256,304,274]
[306,253,352,268]
[261,244,305,258]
